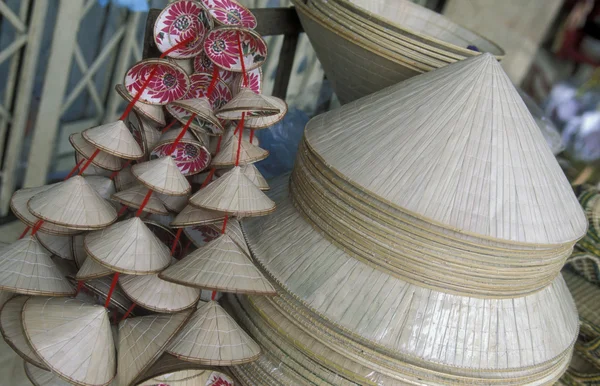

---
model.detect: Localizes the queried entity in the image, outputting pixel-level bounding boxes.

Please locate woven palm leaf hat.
[291,0,503,104]
[232,53,587,385]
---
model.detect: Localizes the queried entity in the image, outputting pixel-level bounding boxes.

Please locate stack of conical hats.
[227,53,586,385]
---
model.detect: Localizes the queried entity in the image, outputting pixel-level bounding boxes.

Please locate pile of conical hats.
[0,0,290,384]
[228,54,586,385]
[292,0,504,104]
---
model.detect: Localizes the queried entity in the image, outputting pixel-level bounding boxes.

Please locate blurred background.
[0,0,596,220]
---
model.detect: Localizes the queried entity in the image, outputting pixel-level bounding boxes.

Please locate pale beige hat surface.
[131,157,192,196]
[238,163,269,191]
[70,133,124,171]
[170,205,226,228]
[216,88,279,120]
[75,254,113,280]
[243,95,288,129]
[116,311,192,386]
[114,166,138,192]
[159,234,276,295]
[188,166,275,217]
[223,219,251,257]
[85,176,117,205]
[85,217,171,275]
[75,152,114,178]
[28,176,118,230]
[119,262,201,313]
[10,185,80,236]
[169,97,224,136]
[24,361,71,386]
[35,233,73,260]
[210,135,269,168]
[22,297,115,386]
[156,192,189,213]
[82,120,144,160]
[303,53,586,246]
[82,275,133,313]
[71,234,86,268]
[0,237,75,296]
[0,296,47,369]
[115,84,166,126]
[112,184,169,215]
[167,300,261,365]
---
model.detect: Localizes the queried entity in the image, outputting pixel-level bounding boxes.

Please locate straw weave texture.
[114,167,138,192]
[82,120,144,160]
[75,255,112,280]
[167,301,260,365]
[28,176,118,230]
[70,133,124,171]
[85,217,171,275]
[216,88,279,120]
[159,234,275,295]
[210,136,268,168]
[0,296,47,369]
[132,157,192,196]
[170,205,226,228]
[116,311,192,386]
[156,192,189,213]
[170,98,223,135]
[112,185,169,215]
[189,167,275,217]
[238,164,269,191]
[72,235,87,268]
[22,297,115,386]
[24,362,71,386]
[35,233,73,261]
[115,84,166,125]
[0,237,74,296]
[243,96,287,129]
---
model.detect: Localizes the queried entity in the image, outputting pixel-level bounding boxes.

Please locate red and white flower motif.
[233,67,261,95]
[154,0,211,58]
[193,52,235,85]
[203,28,267,72]
[206,372,234,386]
[188,73,233,109]
[202,0,257,29]
[186,225,221,247]
[151,142,211,176]
[125,60,190,105]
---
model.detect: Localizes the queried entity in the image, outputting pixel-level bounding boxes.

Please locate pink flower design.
[152,142,210,176]
[203,29,239,70]
[208,0,257,29]
[187,73,232,109]
[155,0,209,58]
[126,61,189,105]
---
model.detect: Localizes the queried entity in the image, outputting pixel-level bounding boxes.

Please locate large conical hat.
[156,192,189,213]
[243,95,288,129]
[75,255,112,280]
[85,176,116,202]
[112,184,169,215]
[223,218,251,257]
[84,217,171,275]
[169,98,224,136]
[131,157,191,196]
[170,205,226,228]
[115,84,166,125]
[75,152,113,178]
[167,301,260,365]
[216,88,279,120]
[81,275,133,313]
[114,166,138,192]
[24,361,71,386]
[210,135,269,168]
[304,53,586,246]
[69,133,124,171]
[159,234,275,295]
[140,370,215,386]
[188,167,275,217]
[35,233,73,260]
[28,176,118,230]
[10,185,80,236]
[0,237,74,296]
[119,259,201,313]
[22,297,115,386]
[82,120,144,159]
[116,311,192,386]
[239,163,268,190]
[0,296,47,369]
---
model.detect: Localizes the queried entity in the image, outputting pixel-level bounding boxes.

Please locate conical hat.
[154,126,200,148]
[85,176,118,211]
[71,235,86,268]
[0,296,47,369]
[69,133,124,171]
[114,166,138,192]
[131,157,191,196]
[216,88,279,120]
[210,135,269,168]
[167,301,260,365]
[224,219,251,257]
[28,176,118,230]
[115,84,166,125]
[244,95,288,129]
[169,98,223,135]
[188,167,275,217]
[112,184,169,215]
[82,120,144,159]
[239,163,269,190]
[305,53,586,245]
[116,311,192,386]
[75,152,113,178]
[82,275,133,313]
[84,217,171,275]
[119,261,201,313]
[22,297,115,386]
[159,234,275,295]
[75,255,112,280]
[35,233,73,260]
[141,370,213,386]
[10,185,80,236]
[222,123,259,146]
[0,237,74,296]
[170,205,226,228]
[156,192,189,213]
[24,362,71,386]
